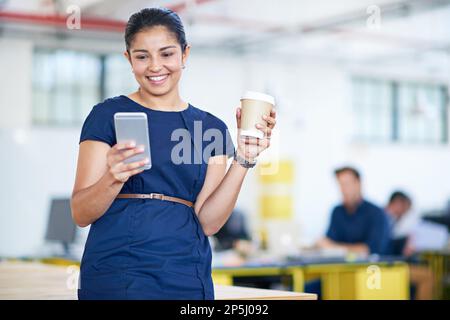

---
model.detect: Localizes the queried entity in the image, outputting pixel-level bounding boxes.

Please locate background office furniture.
[213,265,305,293]
[421,250,450,299]
[302,261,409,300]
[45,198,78,257]
[213,257,410,300]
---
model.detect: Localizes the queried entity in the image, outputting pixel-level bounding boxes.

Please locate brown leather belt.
[116,193,194,208]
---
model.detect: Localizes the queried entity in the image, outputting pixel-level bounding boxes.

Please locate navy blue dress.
[77,95,235,300]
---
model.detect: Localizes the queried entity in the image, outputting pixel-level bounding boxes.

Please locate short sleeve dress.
[77,95,235,300]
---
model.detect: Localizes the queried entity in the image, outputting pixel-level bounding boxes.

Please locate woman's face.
[126,26,189,98]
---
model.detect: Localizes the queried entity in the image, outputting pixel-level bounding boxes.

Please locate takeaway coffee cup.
[240,91,275,139]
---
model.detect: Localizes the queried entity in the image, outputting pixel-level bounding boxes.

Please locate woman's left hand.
[235,107,277,162]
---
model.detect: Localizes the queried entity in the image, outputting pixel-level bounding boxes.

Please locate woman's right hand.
[106,141,149,183]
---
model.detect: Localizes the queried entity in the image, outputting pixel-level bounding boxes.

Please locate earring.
[182,65,186,69]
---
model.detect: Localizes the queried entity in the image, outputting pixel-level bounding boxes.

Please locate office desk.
[421,250,450,299]
[301,260,409,299]
[215,285,315,300]
[212,256,410,300]
[0,261,315,300]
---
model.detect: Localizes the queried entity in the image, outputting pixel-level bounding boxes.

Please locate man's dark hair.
[334,166,361,181]
[389,191,412,205]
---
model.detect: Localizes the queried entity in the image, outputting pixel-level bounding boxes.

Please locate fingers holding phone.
[107,141,149,183]
[110,112,152,183]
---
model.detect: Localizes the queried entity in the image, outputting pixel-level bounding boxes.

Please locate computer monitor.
[45,198,77,256]
[265,221,302,258]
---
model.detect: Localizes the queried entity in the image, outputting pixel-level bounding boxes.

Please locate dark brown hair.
[388,191,412,205]
[125,8,187,53]
[334,166,361,181]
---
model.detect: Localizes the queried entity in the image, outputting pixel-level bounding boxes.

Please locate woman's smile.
[145,74,169,86]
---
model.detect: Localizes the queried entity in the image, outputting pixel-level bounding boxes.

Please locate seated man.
[385,190,414,256]
[385,191,434,300]
[306,166,389,298]
[316,166,390,255]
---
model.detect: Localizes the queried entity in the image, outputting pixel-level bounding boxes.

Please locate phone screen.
[114,112,152,170]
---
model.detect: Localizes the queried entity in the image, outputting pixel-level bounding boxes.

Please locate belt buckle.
[150,193,164,200]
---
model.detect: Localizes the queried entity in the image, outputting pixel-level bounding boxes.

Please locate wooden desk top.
[0,261,316,300]
[214,284,315,300]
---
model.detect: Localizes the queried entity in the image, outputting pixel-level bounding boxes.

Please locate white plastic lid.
[241,91,275,105]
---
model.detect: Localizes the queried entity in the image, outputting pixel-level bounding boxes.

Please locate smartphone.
[114,112,152,170]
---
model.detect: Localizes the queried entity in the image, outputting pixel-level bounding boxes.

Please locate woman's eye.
[162,52,174,58]
[136,55,147,60]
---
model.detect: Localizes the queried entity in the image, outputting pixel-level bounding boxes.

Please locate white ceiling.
[1,0,450,68]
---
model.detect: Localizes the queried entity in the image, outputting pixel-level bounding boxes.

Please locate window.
[352,78,393,142]
[32,49,101,126]
[104,55,137,99]
[352,77,448,144]
[397,83,447,143]
[32,49,136,126]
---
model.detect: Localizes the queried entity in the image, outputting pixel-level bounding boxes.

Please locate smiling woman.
[123,8,188,106]
[71,7,276,301]
[126,26,186,101]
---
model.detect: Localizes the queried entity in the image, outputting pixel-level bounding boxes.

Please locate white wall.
[0,127,81,256]
[1,37,449,257]
[0,39,32,128]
